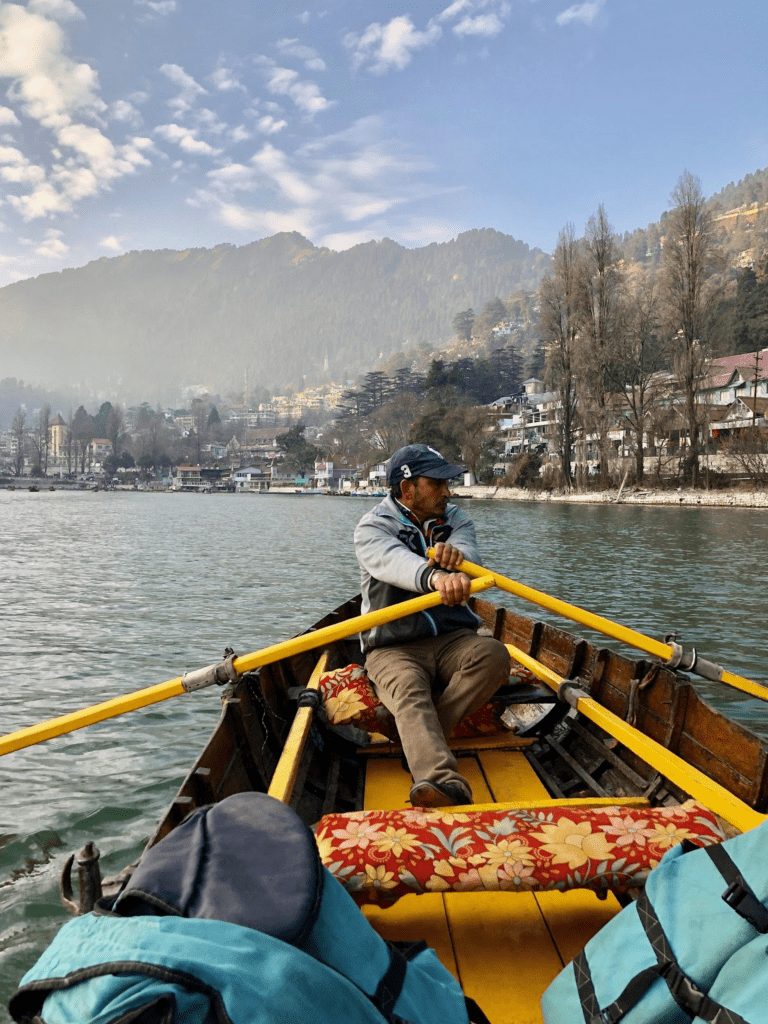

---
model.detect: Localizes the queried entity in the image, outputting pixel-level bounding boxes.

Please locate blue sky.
[0,0,766,288]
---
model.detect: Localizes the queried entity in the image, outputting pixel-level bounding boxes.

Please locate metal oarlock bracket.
[663,634,725,683]
[60,841,102,915]
[557,679,590,711]
[182,652,240,693]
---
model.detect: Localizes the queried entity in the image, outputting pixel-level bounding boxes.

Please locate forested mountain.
[0,229,548,404]
[3,166,768,413]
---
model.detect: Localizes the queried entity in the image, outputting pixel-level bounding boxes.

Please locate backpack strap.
[573,892,739,1024]
[372,946,409,1020]
[705,842,768,933]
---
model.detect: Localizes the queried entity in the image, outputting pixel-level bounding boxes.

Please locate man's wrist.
[430,569,450,590]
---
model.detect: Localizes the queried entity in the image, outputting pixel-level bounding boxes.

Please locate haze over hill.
[0,228,548,406]
[2,166,768,412]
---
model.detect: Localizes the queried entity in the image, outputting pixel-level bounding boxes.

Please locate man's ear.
[400,477,416,502]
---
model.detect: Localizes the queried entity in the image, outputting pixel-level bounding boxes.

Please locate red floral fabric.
[318,661,539,741]
[315,801,724,906]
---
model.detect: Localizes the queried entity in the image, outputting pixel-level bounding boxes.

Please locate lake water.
[1,489,766,1011]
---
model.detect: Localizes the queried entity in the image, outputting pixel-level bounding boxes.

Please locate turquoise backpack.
[541,820,768,1024]
[11,793,489,1024]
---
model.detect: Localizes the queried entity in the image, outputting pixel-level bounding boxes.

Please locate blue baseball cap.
[386,444,465,486]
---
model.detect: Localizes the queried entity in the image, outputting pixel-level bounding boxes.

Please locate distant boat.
[28,485,39,492]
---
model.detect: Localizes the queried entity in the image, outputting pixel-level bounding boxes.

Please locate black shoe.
[409,780,473,808]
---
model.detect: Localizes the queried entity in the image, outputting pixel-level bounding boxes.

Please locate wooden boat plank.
[363,755,462,980]
[444,890,565,1024]
[363,896,461,981]
[357,733,536,756]
[446,747,619,1021]
[479,747,623,957]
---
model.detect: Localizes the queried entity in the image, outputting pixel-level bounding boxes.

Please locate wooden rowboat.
[41,577,768,1024]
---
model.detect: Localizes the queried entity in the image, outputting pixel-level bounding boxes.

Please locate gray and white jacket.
[354,493,482,652]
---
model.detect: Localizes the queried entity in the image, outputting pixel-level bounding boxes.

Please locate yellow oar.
[0,575,496,759]
[505,642,766,833]
[440,551,768,704]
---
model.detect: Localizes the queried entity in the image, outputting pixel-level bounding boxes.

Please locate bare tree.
[606,272,672,485]
[724,428,768,488]
[30,403,51,476]
[190,398,209,464]
[11,407,27,477]
[106,403,125,457]
[540,224,580,490]
[71,405,95,473]
[367,393,422,457]
[65,409,75,475]
[451,404,496,481]
[575,205,625,485]
[661,171,724,486]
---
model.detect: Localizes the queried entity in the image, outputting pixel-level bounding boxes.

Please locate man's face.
[402,475,451,521]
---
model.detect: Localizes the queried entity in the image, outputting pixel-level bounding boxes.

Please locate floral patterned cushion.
[315,801,724,906]
[318,661,539,741]
[319,664,400,741]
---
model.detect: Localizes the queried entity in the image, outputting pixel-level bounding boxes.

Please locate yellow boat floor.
[362,750,622,1024]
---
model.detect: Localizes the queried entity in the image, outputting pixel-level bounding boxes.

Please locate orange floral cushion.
[318,661,539,741]
[319,664,400,741]
[315,801,724,906]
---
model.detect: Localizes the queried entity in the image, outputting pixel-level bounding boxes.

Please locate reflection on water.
[0,489,766,1012]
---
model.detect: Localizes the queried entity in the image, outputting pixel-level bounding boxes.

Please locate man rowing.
[354,443,510,807]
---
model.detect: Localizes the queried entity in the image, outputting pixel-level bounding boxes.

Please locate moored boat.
[6,565,768,1023]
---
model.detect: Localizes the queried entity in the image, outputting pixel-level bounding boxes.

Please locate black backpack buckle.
[722,878,768,933]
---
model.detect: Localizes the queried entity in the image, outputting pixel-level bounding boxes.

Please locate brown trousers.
[364,629,510,796]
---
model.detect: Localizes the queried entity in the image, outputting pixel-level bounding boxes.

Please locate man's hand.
[428,542,465,571]
[432,570,472,607]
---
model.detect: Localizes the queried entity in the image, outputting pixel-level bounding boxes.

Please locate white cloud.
[34,227,68,257]
[193,193,315,237]
[0,6,106,129]
[7,182,70,219]
[0,5,152,221]
[343,15,442,74]
[28,0,84,21]
[275,39,327,72]
[248,143,321,204]
[452,12,505,36]
[135,0,176,20]
[0,144,27,164]
[556,1,605,27]
[296,11,311,25]
[320,229,375,250]
[260,62,333,115]
[229,124,251,143]
[0,145,46,186]
[155,123,221,155]
[0,105,19,125]
[110,99,142,126]
[194,115,440,252]
[119,135,154,167]
[211,68,247,93]
[100,234,124,252]
[256,115,287,135]
[159,63,207,116]
[440,1,511,38]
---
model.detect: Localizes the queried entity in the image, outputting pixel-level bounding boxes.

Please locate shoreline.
[451,484,768,508]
